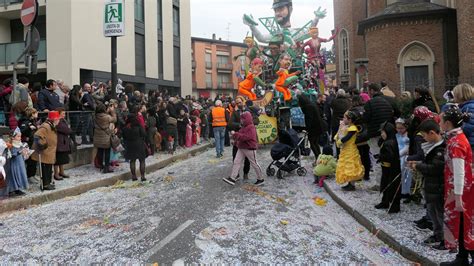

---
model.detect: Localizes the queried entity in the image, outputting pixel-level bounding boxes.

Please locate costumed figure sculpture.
[238,58,266,100]
[273,53,301,102]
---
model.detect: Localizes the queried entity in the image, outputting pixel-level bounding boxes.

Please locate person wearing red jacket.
[223,111,265,186]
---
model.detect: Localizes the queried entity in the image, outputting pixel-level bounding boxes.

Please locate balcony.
[0,39,46,67]
[217,82,234,89]
[1,0,22,6]
[216,63,233,70]
[206,82,213,88]
[0,0,45,12]
[205,62,212,69]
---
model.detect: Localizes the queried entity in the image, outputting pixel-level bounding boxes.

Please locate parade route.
[0,147,409,264]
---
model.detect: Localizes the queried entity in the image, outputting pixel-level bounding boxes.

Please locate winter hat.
[413,106,436,122]
[48,111,60,120]
[11,127,21,137]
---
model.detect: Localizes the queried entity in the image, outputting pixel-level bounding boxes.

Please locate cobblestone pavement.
[0,147,410,264]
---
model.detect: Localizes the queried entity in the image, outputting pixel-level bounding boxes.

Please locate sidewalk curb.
[323,181,437,266]
[0,144,212,215]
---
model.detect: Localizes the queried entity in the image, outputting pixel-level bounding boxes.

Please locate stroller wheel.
[277,170,284,179]
[266,167,276,177]
[297,167,307,176]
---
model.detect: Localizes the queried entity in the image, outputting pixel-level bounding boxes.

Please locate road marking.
[144,220,195,261]
[133,217,162,243]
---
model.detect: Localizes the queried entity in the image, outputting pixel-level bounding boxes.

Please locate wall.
[456,0,474,82]
[367,0,385,17]
[162,0,174,81]
[364,19,445,94]
[179,0,192,96]
[145,0,158,80]
[333,0,367,87]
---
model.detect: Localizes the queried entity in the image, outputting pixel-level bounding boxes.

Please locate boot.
[375,202,389,209]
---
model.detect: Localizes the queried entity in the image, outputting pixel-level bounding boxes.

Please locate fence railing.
[0,39,47,67]
[2,0,21,7]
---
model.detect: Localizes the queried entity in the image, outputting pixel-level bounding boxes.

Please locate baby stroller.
[267,128,310,179]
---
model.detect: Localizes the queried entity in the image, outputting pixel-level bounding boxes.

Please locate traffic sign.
[20,0,38,27]
[104,0,125,37]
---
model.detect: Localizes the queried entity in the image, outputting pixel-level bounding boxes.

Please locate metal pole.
[111,36,117,99]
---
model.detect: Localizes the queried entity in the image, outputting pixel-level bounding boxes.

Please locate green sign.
[104,0,125,37]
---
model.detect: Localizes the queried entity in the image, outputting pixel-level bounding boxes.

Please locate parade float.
[234,0,337,139]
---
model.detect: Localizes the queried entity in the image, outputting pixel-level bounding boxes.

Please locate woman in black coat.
[122,113,148,181]
[54,107,73,180]
[298,94,324,163]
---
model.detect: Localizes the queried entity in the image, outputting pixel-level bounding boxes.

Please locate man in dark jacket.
[38,79,63,112]
[81,83,95,144]
[228,97,250,179]
[409,119,446,248]
[363,83,396,156]
[298,94,324,162]
[330,89,351,139]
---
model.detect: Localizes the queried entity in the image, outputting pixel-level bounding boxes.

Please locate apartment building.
[192,36,246,99]
[0,0,191,95]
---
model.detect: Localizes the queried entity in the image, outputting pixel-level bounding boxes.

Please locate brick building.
[191,36,246,99]
[333,0,472,95]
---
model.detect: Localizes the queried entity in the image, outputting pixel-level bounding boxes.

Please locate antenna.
[226,22,231,41]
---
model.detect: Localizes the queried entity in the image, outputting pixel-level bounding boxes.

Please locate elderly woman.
[93,103,117,174]
[453,83,474,153]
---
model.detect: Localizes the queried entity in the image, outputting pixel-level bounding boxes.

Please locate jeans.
[81,112,93,142]
[213,127,225,156]
[425,193,444,240]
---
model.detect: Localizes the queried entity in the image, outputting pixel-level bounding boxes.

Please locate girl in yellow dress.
[334,110,365,191]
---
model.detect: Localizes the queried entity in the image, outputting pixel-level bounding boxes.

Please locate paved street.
[0,147,409,264]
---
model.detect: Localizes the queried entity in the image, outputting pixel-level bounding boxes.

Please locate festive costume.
[378,123,401,212]
[313,154,337,177]
[444,128,474,250]
[6,139,29,194]
[335,124,364,184]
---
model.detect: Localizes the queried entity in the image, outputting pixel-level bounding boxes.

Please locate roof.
[358,1,455,35]
[191,37,247,48]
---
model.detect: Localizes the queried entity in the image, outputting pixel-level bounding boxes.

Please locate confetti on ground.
[313,197,327,206]
[163,175,175,183]
[280,220,289,225]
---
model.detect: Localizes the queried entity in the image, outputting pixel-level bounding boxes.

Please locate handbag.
[166,116,177,126]
[110,134,121,149]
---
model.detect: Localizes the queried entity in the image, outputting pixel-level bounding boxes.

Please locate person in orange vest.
[273,53,301,101]
[210,100,230,158]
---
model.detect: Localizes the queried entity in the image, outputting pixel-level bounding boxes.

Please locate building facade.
[334,0,471,95]
[191,36,246,99]
[0,0,191,95]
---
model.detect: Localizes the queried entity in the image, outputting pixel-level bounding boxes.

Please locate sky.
[190,0,335,48]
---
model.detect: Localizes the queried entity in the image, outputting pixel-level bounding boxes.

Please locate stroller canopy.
[278,128,300,148]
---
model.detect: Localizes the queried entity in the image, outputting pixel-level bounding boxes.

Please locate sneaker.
[424,235,440,245]
[432,242,448,251]
[254,179,265,186]
[415,220,433,231]
[341,183,355,191]
[414,216,428,225]
[223,177,236,186]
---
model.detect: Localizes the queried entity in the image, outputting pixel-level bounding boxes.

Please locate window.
[173,6,180,37]
[205,53,211,63]
[158,40,163,79]
[339,29,349,75]
[174,46,181,81]
[217,55,229,64]
[217,74,230,83]
[135,33,146,76]
[157,0,162,30]
[404,66,429,91]
[135,0,144,22]
[206,73,212,83]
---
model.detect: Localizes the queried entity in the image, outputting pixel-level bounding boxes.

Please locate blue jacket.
[460,99,474,149]
[38,88,62,111]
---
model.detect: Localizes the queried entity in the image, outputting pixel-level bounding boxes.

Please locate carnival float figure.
[236,0,336,108]
[238,58,266,100]
[274,53,301,101]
